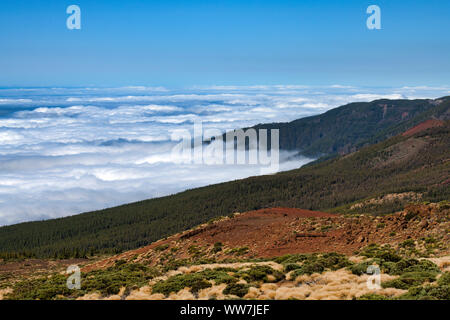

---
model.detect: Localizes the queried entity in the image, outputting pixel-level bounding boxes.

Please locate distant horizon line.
[1,84,450,90]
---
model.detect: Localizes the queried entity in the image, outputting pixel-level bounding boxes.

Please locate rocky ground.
[1,202,449,300]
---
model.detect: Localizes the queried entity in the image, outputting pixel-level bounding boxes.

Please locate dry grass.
[0,288,12,300]
[427,256,450,272]
[77,265,409,300]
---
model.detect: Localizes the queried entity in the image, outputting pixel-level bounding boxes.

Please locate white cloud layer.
[0,85,448,225]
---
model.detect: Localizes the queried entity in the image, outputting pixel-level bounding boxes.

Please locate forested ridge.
[0,98,449,259]
[253,96,450,156]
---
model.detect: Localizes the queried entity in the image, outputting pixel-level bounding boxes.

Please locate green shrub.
[114,259,126,266]
[284,263,302,272]
[238,265,284,283]
[397,271,449,300]
[382,271,437,290]
[273,254,309,265]
[292,252,353,277]
[155,244,169,252]
[162,258,190,272]
[199,268,238,285]
[400,283,450,300]
[424,237,437,244]
[7,262,160,300]
[360,244,402,262]
[357,293,389,300]
[188,245,201,256]
[228,246,249,256]
[349,261,374,276]
[320,252,353,270]
[223,283,250,298]
[384,259,441,275]
[152,273,212,296]
[438,272,450,286]
[81,263,160,296]
[294,261,325,276]
[403,260,440,274]
[212,242,223,253]
[400,239,415,248]
[6,274,71,300]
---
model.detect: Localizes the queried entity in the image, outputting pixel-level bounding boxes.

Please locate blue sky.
[0,0,449,87]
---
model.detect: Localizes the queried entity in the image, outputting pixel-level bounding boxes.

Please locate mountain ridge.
[0,97,448,259]
[250,96,450,157]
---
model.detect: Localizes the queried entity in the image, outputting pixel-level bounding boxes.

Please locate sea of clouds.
[0,85,449,225]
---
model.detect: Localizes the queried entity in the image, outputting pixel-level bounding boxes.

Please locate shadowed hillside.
[253,96,450,156]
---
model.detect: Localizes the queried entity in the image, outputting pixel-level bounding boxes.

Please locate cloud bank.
[0,85,448,225]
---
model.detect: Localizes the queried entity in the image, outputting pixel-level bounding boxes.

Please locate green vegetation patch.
[223,283,250,298]
[6,273,71,300]
[6,262,160,300]
[359,244,402,262]
[152,273,212,296]
[356,293,390,300]
[227,246,249,256]
[237,265,284,283]
[273,253,309,265]
[290,252,352,278]
[397,272,450,300]
[151,268,239,296]
[154,244,169,252]
[349,261,376,276]
[382,271,438,290]
[212,242,223,253]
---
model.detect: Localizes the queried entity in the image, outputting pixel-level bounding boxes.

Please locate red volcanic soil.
[402,119,445,137]
[184,208,338,256]
[83,205,449,272]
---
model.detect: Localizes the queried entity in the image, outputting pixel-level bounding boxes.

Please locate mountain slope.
[3,203,449,300]
[0,116,448,259]
[253,96,450,156]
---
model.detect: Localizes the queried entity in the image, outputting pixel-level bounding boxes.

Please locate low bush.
[7,262,160,299]
[291,252,352,277]
[228,247,249,256]
[438,272,450,286]
[360,244,402,262]
[349,261,374,276]
[6,274,71,300]
[399,273,450,300]
[223,283,250,298]
[199,268,238,285]
[152,273,211,296]
[273,254,309,265]
[401,284,450,300]
[382,271,437,290]
[155,244,169,252]
[380,258,440,275]
[400,239,415,248]
[81,263,160,296]
[238,265,284,283]
[284,263,302,272]
[212,242,223,253]
[356,293,389,300]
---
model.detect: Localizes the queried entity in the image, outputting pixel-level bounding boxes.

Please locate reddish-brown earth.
[82,204,449,272]
[402,119,445,137]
